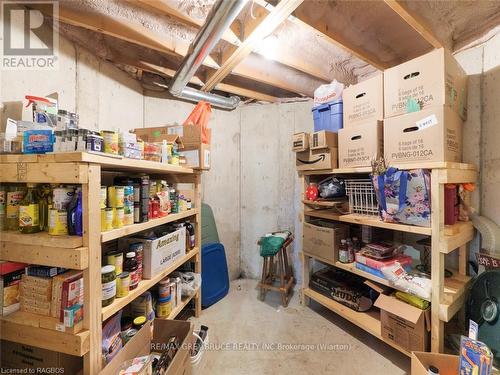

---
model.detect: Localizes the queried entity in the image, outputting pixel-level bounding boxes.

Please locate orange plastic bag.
[182,101,211,144]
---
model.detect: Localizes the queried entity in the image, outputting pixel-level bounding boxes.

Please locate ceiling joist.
[383,0,442,49]
[202,0,304,92]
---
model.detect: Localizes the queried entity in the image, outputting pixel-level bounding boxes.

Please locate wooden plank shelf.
[0,312,90,356]
[101,209,199,242]
[337,213,432,235]
[440,221,474,254]
[304,209,342,221]
[0,242,88,270]
[102,248,199,321]
[1,231,84,248]
[303,288,410,357]
[302,199,347,208]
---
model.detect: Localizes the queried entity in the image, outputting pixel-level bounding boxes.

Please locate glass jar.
[6,185,25,231]
[123,252,139,290]
[133,315,146,330]
[19,183,40,233]
[101,265,116,307]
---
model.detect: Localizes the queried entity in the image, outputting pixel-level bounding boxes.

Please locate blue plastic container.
[201,243,229,308]
[312,99,343,132]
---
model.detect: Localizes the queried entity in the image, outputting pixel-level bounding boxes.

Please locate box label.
[416,114,438,130]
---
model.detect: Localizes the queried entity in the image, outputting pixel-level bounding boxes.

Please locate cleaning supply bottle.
[19,183,40,233]
[6,184,25,231]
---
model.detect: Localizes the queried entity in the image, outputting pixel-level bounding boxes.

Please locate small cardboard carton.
[303,221,349,263]
[338,121,383,168]
[375,294,431,353]
[296,147,338,171]
[133,127,184,148]
[183,143,211,170]
[384,48,467,120]
[165,124,212,146]
[384,105,462,164]
[411,352,459,375]
[125,227,186,279]
[310,130,338,150]
[343,74,384,127]
[292,132,309,152]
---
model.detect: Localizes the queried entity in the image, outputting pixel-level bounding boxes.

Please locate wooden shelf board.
[440,221,474,254]
[0,312,90,356]
[101,209,199,242]
[303,288,410,357]
[439,272,472,322]
[42,152,194,175]
[0,242,88,270]
[304,209,342,221]
[338,214,432,235]
[102,248,199,321]
[302,199,347,208]
[0,231,84,248]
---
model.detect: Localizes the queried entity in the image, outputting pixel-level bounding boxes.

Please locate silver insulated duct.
[168,0,247,110]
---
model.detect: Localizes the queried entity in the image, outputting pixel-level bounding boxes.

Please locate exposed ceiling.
[44,0,500,104]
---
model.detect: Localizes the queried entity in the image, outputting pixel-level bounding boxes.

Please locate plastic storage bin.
[312,100,343,132]
[201,243,229,308]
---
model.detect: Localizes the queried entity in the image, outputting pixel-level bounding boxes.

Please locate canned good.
[133,185,140,203]
[157,295,172,318]
[113,207,124,228]
[116,272,130,298]
[100,186,107,209]
[151,199,160,218]
[86,133,104,152]
[123,213,134,226]
[101,208,113,231]
[108,186,125,208]
[158,278,170,299]
[133,203,140,223]
[52,187,74,211]
[48,209,68,236]
[107,251,123,274]
[124,186,134,206]
[101,130,118,154]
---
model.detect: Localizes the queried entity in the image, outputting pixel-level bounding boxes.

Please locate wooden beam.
[202,0,304,92]
[383,0,442,48]
[135,0,242,46]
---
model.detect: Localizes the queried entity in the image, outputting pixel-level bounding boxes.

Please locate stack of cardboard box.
[383,48,467,164]
[293,130,338,170]
[20,274,53,316]
[339,74,384,168]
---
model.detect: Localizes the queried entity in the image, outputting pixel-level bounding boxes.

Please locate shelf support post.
[194,172,202,318]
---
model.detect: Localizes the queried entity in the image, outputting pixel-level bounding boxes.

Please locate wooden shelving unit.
[300,162,477,354]
[0,152,203,375]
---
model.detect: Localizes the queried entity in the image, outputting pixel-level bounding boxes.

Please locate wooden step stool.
[258,234,295,307]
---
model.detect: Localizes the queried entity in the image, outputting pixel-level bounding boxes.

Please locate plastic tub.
[312,99,343,132]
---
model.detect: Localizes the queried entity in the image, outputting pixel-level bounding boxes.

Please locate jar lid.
[133,316,147,326]
[101,265,115,274]
[125,252,135,258]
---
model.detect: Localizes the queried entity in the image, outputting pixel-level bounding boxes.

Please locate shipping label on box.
[296,147,338,171]
[343,74,384,127]
[384,105,462,164]
[339,121,383,168]
[384,48,467,120]
[310,130,338,150]
[127,227,186,279]
[184,143,211,170]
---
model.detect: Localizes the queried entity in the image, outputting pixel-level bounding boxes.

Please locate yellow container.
[113,207,124,228]
[108,186,125,208]
[101,130,119,155]
[48,209,68,236]
[116,272,130,298]
[157,296,172,318]
[123,213,134,226]
[100,186,107,209]
[101,208,113,231]
[107,251,123,274]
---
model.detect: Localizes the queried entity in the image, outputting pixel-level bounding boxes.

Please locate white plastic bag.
[313,80,345,106]
[381,263,432,300]
[171,272,201,297]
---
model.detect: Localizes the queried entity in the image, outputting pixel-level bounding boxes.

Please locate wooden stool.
[258,235,295,307]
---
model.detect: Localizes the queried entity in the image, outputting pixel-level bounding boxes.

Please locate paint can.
[48,209,68,236]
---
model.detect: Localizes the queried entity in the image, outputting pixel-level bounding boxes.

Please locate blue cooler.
[312,99,343,132]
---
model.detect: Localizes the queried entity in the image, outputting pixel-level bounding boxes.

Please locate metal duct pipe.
[168,0,247,109]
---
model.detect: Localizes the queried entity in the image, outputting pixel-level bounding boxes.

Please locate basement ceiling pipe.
[168,0,247,109]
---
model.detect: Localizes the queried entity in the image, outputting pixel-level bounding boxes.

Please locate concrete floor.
[190,279,410,375]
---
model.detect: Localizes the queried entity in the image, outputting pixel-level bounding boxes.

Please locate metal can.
[124,185,134,206]
[133,184,140,203]
[101,130,119,155]
[100,186,107,209]
[113,207,124,228]
[158,278,170,299]
[102,208,113,231]
[48,209,68,236]
[52,187,74,210]
[123,213,134,226]
[116,272,130,298]
[133,203,140,223]
[157,295,172,318]
[107,251,123,274]
[108,186,124,208]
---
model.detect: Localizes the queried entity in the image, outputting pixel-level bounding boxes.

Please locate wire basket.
[344,179,379,216]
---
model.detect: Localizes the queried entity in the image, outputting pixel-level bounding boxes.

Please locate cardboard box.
[296,147,338,171]
[133,127,184,148]
[384,105,462,164]
[183,143,211,170]
[384,48,467,120]
[126,227,186,279]
[292,132,309,152]
[338,121,383,168]
[343,74,384,127]
[411,352,459,375]
[310,130,338,150]
[0,340,82,373]
[303,221,349,263]
[162,124,211,146]
[375,294,430,353]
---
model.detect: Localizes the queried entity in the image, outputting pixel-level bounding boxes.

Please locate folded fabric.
[259,231,291,257]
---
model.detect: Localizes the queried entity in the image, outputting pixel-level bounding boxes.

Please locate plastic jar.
[116,272,130,298]
[101,265,116,307]
[133,315,147,330]
[107,251,123,274]
[124,252,139,290]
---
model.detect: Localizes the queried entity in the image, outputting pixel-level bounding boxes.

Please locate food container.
[86,133,104,153]
[158,278,171,299]
[48,209,68,236]
[101,265,116,307]
[101,130,119,154]
[157,295,172,318]
[123,213,134,226]
[52,187,75,210]
[102,208,113,231]
[143,142,161,162]
[107,251,124,274]
[100,186,107,209]
[113,207,124,228]
[133,316,146,330]
[116,272,130,298]
[108,186,125,208]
